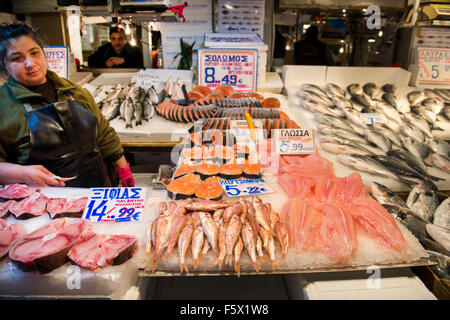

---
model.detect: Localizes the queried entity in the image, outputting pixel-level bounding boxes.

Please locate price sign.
[82,187,146,222]
[230,119,264,142]
[274,129,315,155]
[219,179,274,197]
[44,46,69,78]
[358,113,384,124]
[417,47,450,85]
[198,48,258,92]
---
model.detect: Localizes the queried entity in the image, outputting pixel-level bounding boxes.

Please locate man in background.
[88,26,143,68]
[294,25,335,66]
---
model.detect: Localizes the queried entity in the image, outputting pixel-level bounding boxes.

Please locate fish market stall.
[0,184,157,299]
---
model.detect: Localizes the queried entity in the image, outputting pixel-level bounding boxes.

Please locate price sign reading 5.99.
[274,129,315,155]
[82,187,146,222]
[198,48,258,92]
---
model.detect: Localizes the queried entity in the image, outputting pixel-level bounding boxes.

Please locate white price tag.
[198,48,258,92]
[358,113,384,124]
[44,46,69,79]
[274,129,315,155]
[230,119,264,142]
[82,187,146,222]
[417,47,450,86]
[219,179,274,197]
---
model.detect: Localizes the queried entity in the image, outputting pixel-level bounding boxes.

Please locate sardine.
[317,124,367,144]
[433,198,450,229]
[332,95,354,110]
[406,182,440,222]
[301,83,329,99]
[363,82,379,99]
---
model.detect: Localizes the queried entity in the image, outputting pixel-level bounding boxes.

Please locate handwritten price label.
[274,129,315,155]
[417,47,450,85]
[230,119,264,142]
[82,187,146,222]
[358,113,384,124]
[218,179,274,197]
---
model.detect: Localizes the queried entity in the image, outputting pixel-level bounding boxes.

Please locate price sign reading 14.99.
[198,49,258,92]
[82,187,146,222]
[274,129,315,155]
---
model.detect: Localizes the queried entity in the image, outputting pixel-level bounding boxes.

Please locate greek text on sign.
[198,49,258,92]
[82,187,146,222]
[417,47,450,85]
[230,119,263,141]
[275,129,315,155]
[358,113,384,124]
[219,179,274,197]
[44,46,68,79]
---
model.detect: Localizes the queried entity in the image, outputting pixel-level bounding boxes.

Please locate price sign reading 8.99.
[82,187,146,222]
[198,48,258,92]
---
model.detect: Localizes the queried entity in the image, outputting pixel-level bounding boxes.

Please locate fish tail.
[192,258,199,269]
[126,124,133,129]
[234,261,241,277]
[136,120,142,126]
[252,261,261,272]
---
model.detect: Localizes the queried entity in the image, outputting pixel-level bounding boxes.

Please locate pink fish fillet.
[348,198,407,253]
[316,202,357,262]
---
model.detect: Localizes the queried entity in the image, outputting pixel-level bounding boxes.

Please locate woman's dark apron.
[22,97,111,188]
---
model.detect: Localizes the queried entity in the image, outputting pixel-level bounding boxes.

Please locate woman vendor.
[0,22,134,188]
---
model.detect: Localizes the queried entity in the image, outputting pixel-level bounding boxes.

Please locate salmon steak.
[195,176,224,201]
[167,173,201,200]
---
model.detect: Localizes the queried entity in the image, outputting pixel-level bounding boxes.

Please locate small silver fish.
[347,83,362,96]
[325,83,346,98]
[426,138,450,158]
[134,101,143,126]
[364,128,392,153]
[363,82,379,99]
[381,83,398,95]
[125,97,135,129]
[407,90,425,105]
[431,153,450,171]
[426,223,450,251]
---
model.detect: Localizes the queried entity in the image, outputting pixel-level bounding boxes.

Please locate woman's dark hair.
[0,22,44,72]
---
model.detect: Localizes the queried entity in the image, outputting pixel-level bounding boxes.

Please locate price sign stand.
[417,47,450,86]
[198,48,258,92]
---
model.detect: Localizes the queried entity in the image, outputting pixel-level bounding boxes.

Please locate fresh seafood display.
[145,196,289,275]
[93,82,159,128]
[0,184,88,220]
[293,82,450,189]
